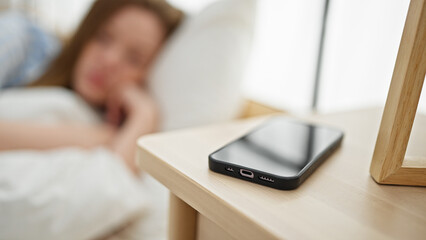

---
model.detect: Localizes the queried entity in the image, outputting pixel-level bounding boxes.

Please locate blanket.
[0,87,167,240]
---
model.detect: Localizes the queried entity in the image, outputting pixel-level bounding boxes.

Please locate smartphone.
[209,117,344,190]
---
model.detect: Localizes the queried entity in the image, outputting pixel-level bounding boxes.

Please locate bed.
[0,1,259,239]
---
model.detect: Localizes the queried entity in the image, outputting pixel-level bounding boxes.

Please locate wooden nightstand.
[137,109,426,240]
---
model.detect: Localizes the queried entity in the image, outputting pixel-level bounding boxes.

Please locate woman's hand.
[106,83,158,133]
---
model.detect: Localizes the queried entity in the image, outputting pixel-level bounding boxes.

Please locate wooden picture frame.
[370,0,426,186]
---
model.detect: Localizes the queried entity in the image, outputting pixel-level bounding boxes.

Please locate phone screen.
[210,117,343,177]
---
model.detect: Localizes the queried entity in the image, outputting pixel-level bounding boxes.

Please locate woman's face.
[73,6,166,107]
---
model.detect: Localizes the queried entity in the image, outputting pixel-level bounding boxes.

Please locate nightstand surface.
[137,109,426,240]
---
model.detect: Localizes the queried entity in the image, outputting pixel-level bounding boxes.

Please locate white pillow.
[149,0,256,131]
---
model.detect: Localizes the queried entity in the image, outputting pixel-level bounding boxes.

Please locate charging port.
[240,169,254,179]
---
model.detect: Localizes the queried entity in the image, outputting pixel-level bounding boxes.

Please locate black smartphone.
[209,117,344,190]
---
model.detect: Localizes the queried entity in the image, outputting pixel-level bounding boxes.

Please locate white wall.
[318,0,417,113]
[243,0,324,113]
[248,0,426,114]
[5,0,93,36]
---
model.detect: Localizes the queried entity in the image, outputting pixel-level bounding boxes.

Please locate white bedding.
[0,87,168,240]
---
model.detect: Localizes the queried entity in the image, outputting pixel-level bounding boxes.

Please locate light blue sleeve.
[0,11,61,88]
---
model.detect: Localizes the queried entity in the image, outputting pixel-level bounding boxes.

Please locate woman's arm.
[0,121,116,151]
[0,84,157,176]
[110,112,155,174]
[107,84,158,175]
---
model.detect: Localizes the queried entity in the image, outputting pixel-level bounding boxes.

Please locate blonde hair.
[31,0,183,88]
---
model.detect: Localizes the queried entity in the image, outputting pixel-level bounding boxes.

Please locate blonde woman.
[0,0,183,174]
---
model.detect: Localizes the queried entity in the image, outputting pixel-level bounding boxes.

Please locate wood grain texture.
[370,0,426,186]
[138,109,426,240]
[168,193,197,240]
[196,214,235,240]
